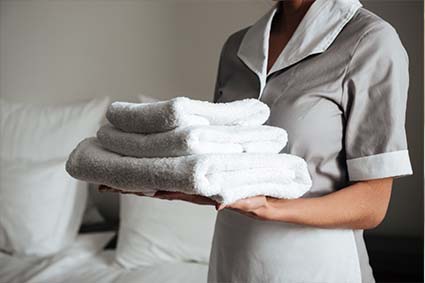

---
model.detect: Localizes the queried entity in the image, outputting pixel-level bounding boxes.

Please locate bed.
[0,232,209,283]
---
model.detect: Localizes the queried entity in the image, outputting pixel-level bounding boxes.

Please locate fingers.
[191,195,218,205]
[154,191,218,206]
[216,203,226,211]
[98,186,218,206]
[225,199,253,211]
[153,191,186,200]
[98,185,117,192]
[217,196,268,214]
[98,185,147,196]
[225,203,246,212]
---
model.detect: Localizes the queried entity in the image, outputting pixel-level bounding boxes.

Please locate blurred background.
[0,0,423,282]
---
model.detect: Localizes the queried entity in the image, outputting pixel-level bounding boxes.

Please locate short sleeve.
[342,22,413,181]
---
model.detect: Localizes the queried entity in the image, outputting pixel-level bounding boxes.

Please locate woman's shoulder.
[219,8,406,63]
[348,7,403,48]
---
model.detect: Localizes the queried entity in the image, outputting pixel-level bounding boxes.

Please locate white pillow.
[0,97,109,256]
[0,158,87,255]
[116,195,217,269]
[0,97,109,162]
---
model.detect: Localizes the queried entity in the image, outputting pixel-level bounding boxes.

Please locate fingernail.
[217,204,226,211]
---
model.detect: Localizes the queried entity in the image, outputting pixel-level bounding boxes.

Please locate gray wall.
[0,0,271,103]
[0,0,422,237]
[362,0,424,238]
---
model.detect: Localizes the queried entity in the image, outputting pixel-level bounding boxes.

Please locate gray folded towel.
[96,124,288,158]
[106,97,270,134]
[66,138,312,204]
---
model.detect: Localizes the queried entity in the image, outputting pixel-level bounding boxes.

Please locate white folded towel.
[106,97,270,134]
[96,124,288,158]
[66,138,312,204]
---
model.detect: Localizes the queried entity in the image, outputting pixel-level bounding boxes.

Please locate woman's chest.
[217,51,348,154]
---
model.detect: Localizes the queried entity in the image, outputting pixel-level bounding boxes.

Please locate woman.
[150,0,413,282]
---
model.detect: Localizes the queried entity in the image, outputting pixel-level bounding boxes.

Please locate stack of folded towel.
[66,97,312,204]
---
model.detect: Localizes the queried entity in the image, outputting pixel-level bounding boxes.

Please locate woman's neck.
[272,0,315,33]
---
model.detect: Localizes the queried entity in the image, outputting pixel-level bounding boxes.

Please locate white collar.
[237,0,363,98]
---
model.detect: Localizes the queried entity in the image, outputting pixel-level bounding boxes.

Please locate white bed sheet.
[0,232,208,283]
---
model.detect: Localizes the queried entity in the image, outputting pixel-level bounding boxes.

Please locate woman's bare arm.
[99,178,392,230]
[222,177,393,230]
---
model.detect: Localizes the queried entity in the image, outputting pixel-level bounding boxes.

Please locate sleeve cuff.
[347,150,413,181]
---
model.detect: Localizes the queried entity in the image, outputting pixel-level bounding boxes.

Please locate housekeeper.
[151,0,413,282]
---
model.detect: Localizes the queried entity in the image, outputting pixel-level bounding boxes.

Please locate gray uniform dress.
[207,0,413,282]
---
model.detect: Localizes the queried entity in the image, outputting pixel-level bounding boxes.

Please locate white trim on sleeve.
[347,150,413,181]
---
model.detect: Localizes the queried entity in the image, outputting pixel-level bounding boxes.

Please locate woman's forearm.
[265,178,393,229]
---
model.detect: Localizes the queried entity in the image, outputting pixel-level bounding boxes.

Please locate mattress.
[0,232,208,283]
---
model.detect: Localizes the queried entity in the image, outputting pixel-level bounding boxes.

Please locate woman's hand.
[152,191,219,206]
[219,178,393,229]
[98,185,219,206]
[218,196,280,220]
[100,177,392,229]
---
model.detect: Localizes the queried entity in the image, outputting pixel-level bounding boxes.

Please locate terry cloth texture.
[96,124,288,158]
[66,138,312,204]
[105,97,270,134]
